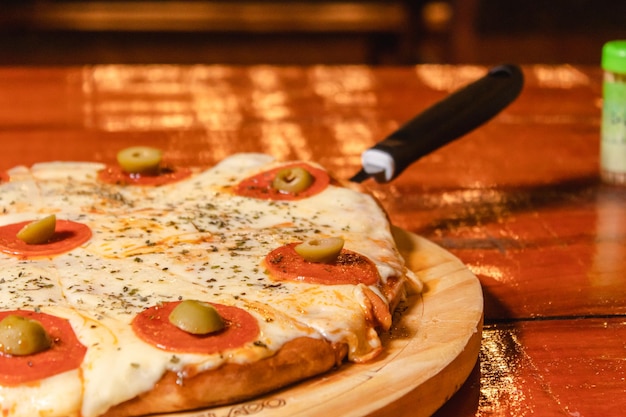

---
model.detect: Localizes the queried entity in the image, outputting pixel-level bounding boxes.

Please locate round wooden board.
[158,227,483,417]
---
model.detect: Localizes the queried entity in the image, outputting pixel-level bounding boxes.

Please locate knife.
[350,64,524,183]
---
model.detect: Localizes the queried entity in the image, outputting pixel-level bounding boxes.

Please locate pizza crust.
[103,337,348,417]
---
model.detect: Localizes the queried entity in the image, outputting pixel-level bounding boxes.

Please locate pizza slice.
[0,151,421,417]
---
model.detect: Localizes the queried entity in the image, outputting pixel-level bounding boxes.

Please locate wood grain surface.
[0,64,624,416]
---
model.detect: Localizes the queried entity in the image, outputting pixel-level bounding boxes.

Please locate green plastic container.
[601,40,626,184]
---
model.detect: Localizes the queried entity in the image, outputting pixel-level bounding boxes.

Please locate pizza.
[0,150,422,417]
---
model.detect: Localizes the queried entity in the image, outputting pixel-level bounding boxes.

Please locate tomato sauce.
[98,165,192,186]
[234,163,330,200]
[0,310,87,386]
[0,171,8,183]
[0,219,92,258]
[265,243,380,286]
[132,302,260,354]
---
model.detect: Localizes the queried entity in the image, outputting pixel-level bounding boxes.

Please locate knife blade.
[350,64,524,183]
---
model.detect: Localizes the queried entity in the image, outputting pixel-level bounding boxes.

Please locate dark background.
[2,0,625,66]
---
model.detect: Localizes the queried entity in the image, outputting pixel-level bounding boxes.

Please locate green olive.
[169,300,225,335]
[272,167,314,194]
[16,214,57,244]
[0,315,52,356]
[295,237,345,263]
[116,146,163,175]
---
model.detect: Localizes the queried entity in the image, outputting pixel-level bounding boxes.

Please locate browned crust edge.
[102,337,348,417]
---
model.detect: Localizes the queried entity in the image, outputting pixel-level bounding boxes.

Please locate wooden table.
[0,64,624,416]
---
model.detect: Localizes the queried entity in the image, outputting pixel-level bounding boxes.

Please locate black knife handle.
[365,64,524,182]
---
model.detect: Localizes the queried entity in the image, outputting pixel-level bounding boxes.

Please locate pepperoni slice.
[233,163,330,200]
[264,243,380,286]
[98,165,192,186]
[0,310,87,386]
[132,302,260,354]
[0,219,92,258]
[0,171,8,183]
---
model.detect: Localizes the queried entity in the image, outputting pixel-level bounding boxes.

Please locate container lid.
[602,40,626,73]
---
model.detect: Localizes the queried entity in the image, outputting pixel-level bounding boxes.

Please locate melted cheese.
[0,153,417,417]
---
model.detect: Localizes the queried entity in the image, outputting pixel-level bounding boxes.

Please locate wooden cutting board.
[162,227,484,417]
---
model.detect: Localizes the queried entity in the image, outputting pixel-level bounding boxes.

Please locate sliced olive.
[116,146,163,175]
[0,315,52,356]
[295,237,345,263]
[272,167,314,194]
[169,300,225,335]
[16,214,57,244]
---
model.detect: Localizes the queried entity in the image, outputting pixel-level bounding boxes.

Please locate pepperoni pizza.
[0,151,421,417]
